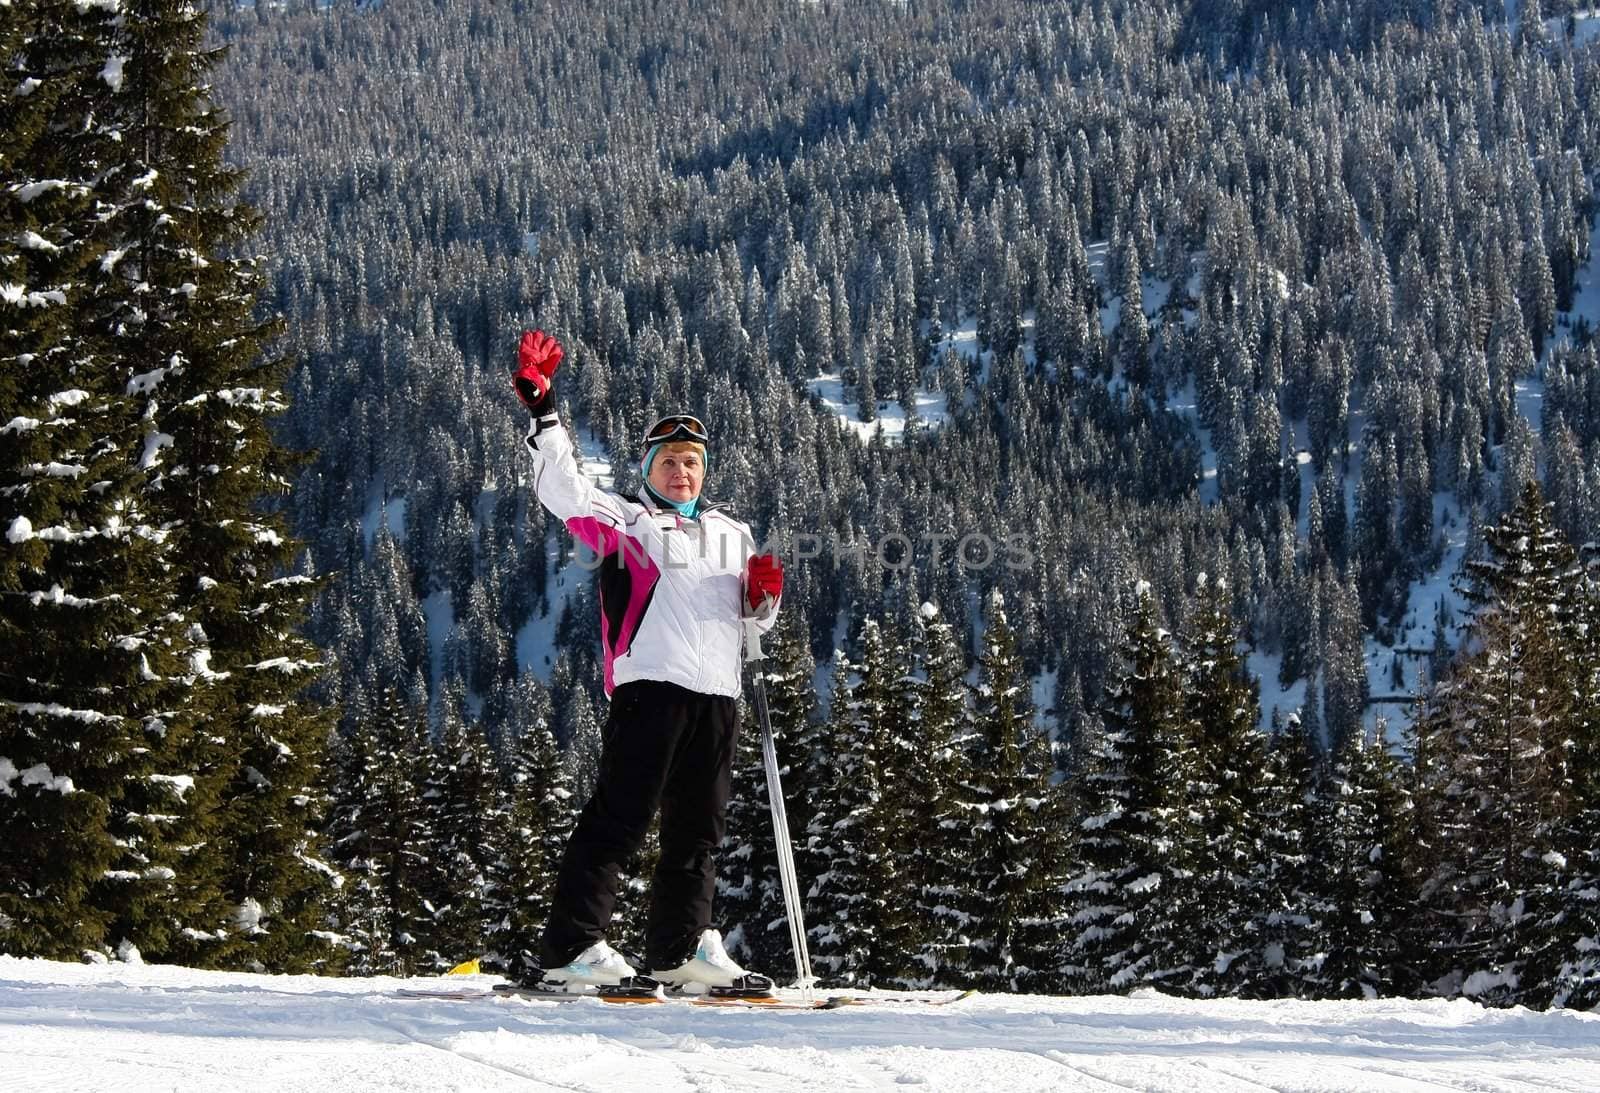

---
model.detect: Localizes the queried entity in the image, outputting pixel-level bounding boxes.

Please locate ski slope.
[5,957,1599,1091]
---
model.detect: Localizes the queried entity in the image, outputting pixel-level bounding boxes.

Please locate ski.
[394,984,817,1008]
[394,984,977,1010]
[395,984,661,1005]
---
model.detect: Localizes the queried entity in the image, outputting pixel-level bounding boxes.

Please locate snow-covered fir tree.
[1,0,331,965]
[1305,722,1412,1000]
[326,689,434,975]
[905,600,975,987]
[0,0,172,960]
[485,675,574,982]
[102,0,335,964]
[948,590,1070,993]
[1172,574,1267,998]
[1249,710,1320,999]
[804,622,916,987]
[1412,483,1581,1002]
[1537,558,1600,1009]
[417,689,506,969]
[1065,582,1190,993]
[1540,757,1600,1008]
[1492,497,1598,1010]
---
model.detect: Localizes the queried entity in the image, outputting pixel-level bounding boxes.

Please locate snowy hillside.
[6,957,1600,1092]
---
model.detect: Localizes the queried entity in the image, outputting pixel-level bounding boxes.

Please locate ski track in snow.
[4,960,1600,1092]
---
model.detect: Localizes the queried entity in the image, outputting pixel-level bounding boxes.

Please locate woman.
[513,329,784,996]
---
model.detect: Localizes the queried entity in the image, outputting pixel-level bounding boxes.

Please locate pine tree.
[0,0,273,962]
[1065,582,1191,994]
[324,723,394,975]
[210,666,340,974]
[326,689,434,975]
[0,0,174,960]
[803,622,914,987]
[950,591,1070,993]
[417,697,505,969]
[608,826,659,961]
[1413,483,1580,1002]
[1250,711,1319,999]
[95,0,331,966]
[1306,725,1412,1000]
[1540,561,1600,1009]
[1172,574,1267,998]
[486,676,574,982]
[906,601,975,987]
[0,0,333,964]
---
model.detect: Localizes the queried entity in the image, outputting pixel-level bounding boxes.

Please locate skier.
[512,329,784,997]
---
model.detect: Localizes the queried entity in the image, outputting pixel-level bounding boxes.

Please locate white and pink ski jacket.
[524,413,780,699]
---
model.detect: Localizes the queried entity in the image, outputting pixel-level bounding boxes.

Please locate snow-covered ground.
[808,368,951,443]
[1544,7,1600,46]
[5,958,1599,1092]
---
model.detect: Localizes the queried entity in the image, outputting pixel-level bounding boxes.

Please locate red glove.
[746,553,783,612]
[514,329,564,411]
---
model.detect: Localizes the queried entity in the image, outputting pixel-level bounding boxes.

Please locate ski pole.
[743,616,815,1002]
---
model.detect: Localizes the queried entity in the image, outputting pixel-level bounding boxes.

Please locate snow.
[245,657,317,674]
[4,958,1598,1092]
[359,489,409,552]
[1548,8,1600,46]
[148,773,194,798]
[1251,646,1309,735]
[7,700,119,724]
[574,424,615,490]
[1515,375,1545,435]
[515,544,572,679]
[19,230,59,252]
[97,55,124,90]
[421,587,452,692]
[1165,379,1219,506]
[0,760,76,794]
[189,648,231,681]
[807,369,950,444]
[28,459,87,478]
[6,516,32,543]
[1031,663,1056,737]
[15,179,67,204]
[137,427,174,470]
[49,388,89,409]
[1,283,67,308]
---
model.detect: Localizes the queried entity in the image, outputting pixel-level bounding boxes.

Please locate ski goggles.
[643,414,709,447]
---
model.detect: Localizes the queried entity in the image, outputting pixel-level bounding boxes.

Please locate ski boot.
[651,928,776,999]
[499,940,663,1001]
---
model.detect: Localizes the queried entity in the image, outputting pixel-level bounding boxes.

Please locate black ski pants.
[539,679,740,971]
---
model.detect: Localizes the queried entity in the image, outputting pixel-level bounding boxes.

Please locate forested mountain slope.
[212,0,1599,758]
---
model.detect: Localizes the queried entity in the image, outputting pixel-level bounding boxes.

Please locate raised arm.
[515,330,661,561]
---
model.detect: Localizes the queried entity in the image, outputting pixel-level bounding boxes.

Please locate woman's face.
[649,442,704,504]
